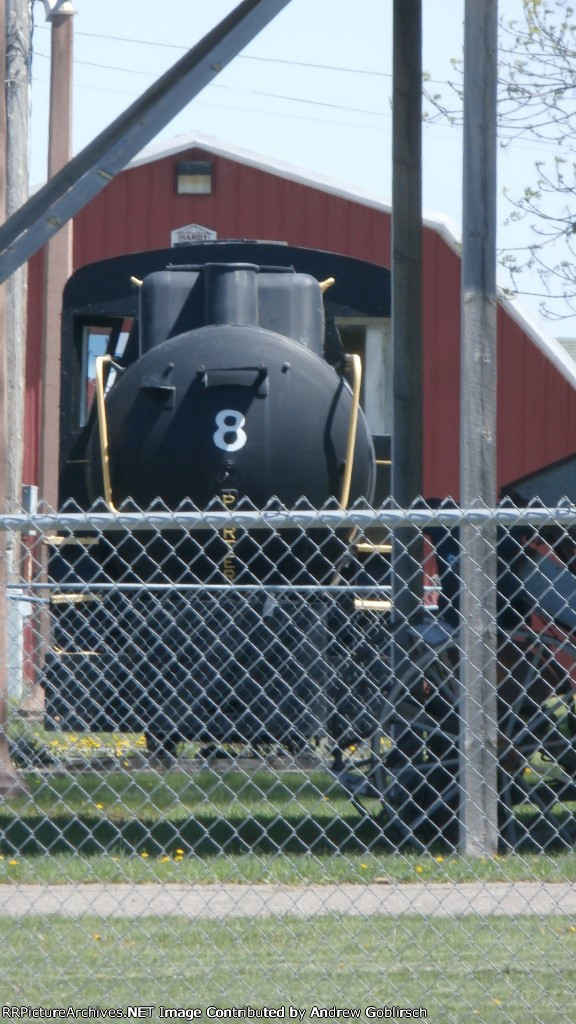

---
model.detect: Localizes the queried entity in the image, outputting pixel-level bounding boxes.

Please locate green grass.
[2,914,575,1022]
[1,748,576,1024]
[0,766,576,885]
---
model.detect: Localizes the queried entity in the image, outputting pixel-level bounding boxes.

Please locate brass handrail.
[94,354,116,511]
[339,353,362,509]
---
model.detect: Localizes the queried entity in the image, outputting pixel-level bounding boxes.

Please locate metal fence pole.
[459,0,499,856]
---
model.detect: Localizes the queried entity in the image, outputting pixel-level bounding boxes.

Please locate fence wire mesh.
[1,499,576,1021]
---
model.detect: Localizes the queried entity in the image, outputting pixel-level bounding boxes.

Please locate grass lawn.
[1,735,576,1024]
[0,762,575,885]
[2,913,575,1023]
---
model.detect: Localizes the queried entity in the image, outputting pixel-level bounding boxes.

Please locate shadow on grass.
[0,810,389,858]
[2,769,575,858]
[0,768,392,858]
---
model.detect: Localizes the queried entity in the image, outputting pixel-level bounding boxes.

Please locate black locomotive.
[42,238,576,850]
[43,241,391,755]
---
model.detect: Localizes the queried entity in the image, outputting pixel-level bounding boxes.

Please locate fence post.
[459,0,499,855]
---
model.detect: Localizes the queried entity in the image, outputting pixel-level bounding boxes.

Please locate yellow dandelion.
[160,856,170,863]
[140,852,149,859]
[435,856,444,863]
[95,803,104,810]
[9,859,18,866]
[174,855,184,862]
[175,849,184,855]
[360,863,368,870]
[415,865,423,874]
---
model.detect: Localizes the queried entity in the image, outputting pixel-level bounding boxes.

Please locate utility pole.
[391,0,423,615]
[459,0,499,856]
[0,1,28,797]
[39,0,75,510]
[390,0,424,770]
[5,0,31,521]
[4,0,32,710]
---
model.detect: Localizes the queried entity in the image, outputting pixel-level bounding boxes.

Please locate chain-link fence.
[1,500,576,1021]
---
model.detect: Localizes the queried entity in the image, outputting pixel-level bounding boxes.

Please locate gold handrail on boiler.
[319,277,335,293]
[94,354,116,511]
[339,352,362,509]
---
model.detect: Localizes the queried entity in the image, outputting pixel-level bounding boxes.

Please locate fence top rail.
[2,503,576,534]
[7,582,401,594]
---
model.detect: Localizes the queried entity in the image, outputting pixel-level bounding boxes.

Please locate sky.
[28,0,572,336]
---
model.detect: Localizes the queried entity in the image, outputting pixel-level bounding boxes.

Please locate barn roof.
[128,129,576,393]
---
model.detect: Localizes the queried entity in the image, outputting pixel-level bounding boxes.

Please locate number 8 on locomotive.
[213,409,247,452]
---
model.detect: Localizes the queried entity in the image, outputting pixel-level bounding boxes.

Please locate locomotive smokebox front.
[86,263,375,511]
[47,247,387,750]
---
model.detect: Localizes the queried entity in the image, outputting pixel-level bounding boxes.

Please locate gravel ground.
[0,881,574,918]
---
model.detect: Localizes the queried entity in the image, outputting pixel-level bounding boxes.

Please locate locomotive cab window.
[336,320,392,437]
[337,319,392,530]
[79,319,133,426]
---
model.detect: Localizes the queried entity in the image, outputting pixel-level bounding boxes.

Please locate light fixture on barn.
[176,160,214,195]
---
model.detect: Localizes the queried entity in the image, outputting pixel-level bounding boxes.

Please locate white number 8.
[213,409,247,452]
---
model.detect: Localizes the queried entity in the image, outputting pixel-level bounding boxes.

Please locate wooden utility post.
[389,1,425,850]
[39,0,75,510]
[459,0,499,856]
[0,1,29,797]
[5,0,30,519]
[391,0,423,621]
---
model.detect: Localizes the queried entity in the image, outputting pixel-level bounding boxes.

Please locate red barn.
[25,130,576,503]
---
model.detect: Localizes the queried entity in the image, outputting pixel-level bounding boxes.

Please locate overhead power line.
[34,22,393,79]
[32,47,389,118]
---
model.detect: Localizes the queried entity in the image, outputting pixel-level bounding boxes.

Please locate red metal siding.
[24,145,576,502]
[421,230,461,499]
[497,310,576,491]
[72,150,393,266]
